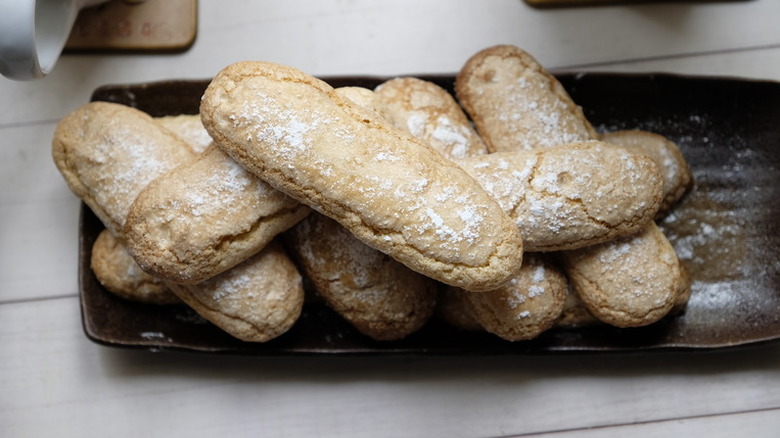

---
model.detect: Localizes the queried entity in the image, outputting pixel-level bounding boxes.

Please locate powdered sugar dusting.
[491,70,593,150]
[460,154,534,215]
[375,151,400,162]
[406,112,426,137]
[429,115,471,158]
[140,331,172,342]
[229,95,329,165]
[506,284,528,309]
[532,264,545,283]
[215,75,501,266]
[145,147,281,244]
[211,273,250,301]
[598,241,634,264]
[87,121,193,227]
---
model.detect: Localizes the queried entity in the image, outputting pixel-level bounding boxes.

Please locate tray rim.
[79,71,780,355]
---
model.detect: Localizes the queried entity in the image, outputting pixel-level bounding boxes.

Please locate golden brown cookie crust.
[562,222,683,328]
[90,230,179,305]
[601,129,693,216]
[455,45,597,152]
[124,145,310,284]
[52,102,196,236]
[200,61,523,292]
[334,86,391,121]
[464,254,568,341]
[285,213,438,341]
[553,288,601,329]
[457,141,663,251]
[167,241,304,342]
[375,76,488,159]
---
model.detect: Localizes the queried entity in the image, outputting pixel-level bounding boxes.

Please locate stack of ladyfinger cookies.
[52,45,693,343]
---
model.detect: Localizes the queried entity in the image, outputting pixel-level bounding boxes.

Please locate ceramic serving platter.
[79,73,780,354]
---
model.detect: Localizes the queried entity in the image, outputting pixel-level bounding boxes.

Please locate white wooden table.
[2,1,780,436]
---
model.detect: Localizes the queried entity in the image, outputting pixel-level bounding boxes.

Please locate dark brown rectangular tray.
[80,73,780,354]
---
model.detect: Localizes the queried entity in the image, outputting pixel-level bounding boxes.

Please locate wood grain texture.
[3,298,780,437]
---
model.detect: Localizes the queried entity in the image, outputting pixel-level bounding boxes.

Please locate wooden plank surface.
[2,298,780,437]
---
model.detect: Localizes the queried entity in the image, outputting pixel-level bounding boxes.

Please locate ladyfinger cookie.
[370,76,496,331]
[285,213,438,341]
[462,254,568,341]
[90,229,179,305]
[124,144,310,284]
[561,222,685,328]
[200,61,523,292]
[281,86,438,341]
[52,101,197,236]
[167,240,304,342]
[340,80,487,332]
[370,78,571,339]
[602,130,693,216]
[457,141,663,252]
[555,256,691,329]
[374,77,488,159]
[455,45,598,152]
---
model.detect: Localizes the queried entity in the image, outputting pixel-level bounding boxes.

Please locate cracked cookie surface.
[375,76,488,159]
[463,253,568,341]
[167,240,304,342]
[457,141,663,252]
[201,61,523,292]
[90,229,179,305]
[124,145,310,284]
[285,213,438,341]
[601,129,693,217]
[52,102,197,236]
[562,222,684,328]
[155,114,214,154]
[455,44,597,152]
